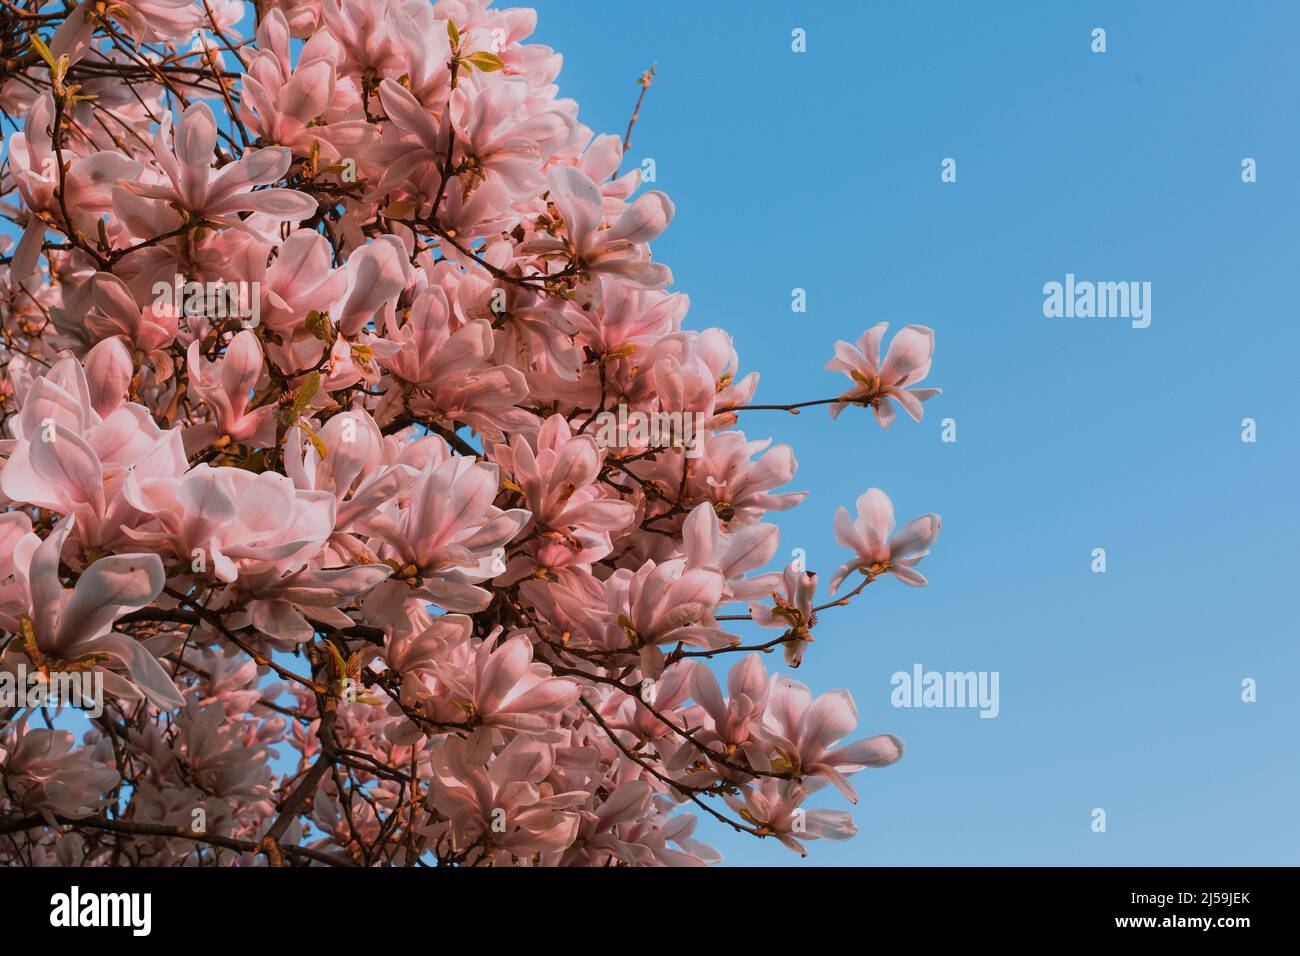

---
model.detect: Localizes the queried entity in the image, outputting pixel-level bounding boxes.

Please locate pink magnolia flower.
[5,96,141,283]
[448,73,576,197]
[427,735,586,857]
[257,228,348,328]
[593,558,732,677]
[285,409,414,544]
[381,612,474,711]
[562,778,659,866]
[749,562,819,667]
[370,288,536,439]
[681,431,807,526]
[682,501,781,604]
[242,10,353,159]
[455,254,582,378]
[87,0,203,45]
[193,647,266,719]
[266,0,325,38]
[143,700,276,808]
[364,455,530,614]
[599,663,701,758]
[0,353,187,550]
[758,674,903,802]
[458,632,581,735]
[523,166,675,290]
[229,562,393,648]
[320,0,401,76]
[633,799,723,867]
[125,102,318,230]
[491,414,635,577]
[0,719,120,824]
[573,133,643,215]
[384,0,453,105]
[121,465,337,584]
[86,271,180,359]
[328,235,413,338]
[688,653,769,760]
[724,777,857,857]
[826,323,941,427]
[566,280,686,358]
[829,487,941,592]
[0,518,184,710]
[184,331,279,452]
[79,337,135,419]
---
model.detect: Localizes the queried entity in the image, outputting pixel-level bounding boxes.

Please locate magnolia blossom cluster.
[0,0,942,866]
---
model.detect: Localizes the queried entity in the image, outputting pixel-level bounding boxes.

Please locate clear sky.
[5,0,1296,868]
[524,0,1300,865]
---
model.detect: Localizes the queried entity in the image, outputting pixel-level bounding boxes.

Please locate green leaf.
[29,33,57,71]
[446,19,460,47]
[322,639,348,689]
[291,371,320,417]
[304,309,330,341]
[465,51,505,73]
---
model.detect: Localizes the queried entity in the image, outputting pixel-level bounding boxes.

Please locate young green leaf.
[29,33,57,71]
[465,51,505,73]
[291,371,321,417]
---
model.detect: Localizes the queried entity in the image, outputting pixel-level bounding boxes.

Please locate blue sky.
[5,0,1296,867]
[525,0,1300,865]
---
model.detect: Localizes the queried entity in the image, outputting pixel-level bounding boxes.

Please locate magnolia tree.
[0,0,941,866]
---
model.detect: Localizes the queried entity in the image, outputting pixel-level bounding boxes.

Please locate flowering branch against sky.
[0,0,943,867]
